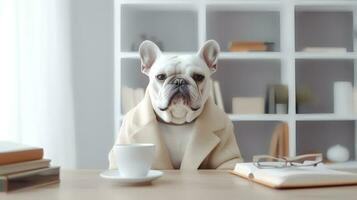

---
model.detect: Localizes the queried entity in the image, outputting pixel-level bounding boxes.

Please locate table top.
[1,170,357,200]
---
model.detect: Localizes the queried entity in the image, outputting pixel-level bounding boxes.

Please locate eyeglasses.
[253,153,323,169]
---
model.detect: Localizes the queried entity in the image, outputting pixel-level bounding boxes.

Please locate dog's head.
[139,40,220,124]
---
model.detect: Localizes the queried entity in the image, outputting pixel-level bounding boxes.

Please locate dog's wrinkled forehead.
[150,55,207,77]
[139,40,220,77]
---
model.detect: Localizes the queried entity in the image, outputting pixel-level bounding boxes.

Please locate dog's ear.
[139,40,162,75]
[197,40,220,73]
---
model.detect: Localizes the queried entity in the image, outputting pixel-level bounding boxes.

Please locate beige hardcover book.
[231,163,357,189]
[232,97,265,114]
[0,159,50,175]
[213,81,224,111]
[0,142,43,165]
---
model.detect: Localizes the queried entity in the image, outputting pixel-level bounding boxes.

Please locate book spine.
[268,86,276,114]
[0,149,43,165]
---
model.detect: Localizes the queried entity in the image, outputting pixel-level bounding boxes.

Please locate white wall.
[71,0,114,169]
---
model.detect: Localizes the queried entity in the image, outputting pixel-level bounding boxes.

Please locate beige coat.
[108,92,243,170]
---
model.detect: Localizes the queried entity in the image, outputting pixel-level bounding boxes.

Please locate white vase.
[327,144,350,163]
[334,81,353,115]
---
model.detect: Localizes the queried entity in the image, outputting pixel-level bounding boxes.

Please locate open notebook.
[231,163,357,189]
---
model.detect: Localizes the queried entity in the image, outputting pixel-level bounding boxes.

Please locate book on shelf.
[0,167,60,192]
[0,142,43,165]
[232,97,264,114]
[301,47,347,53]
[231,163,357,189]
[353,88,357,114]
[122,86,145,114]
[212,80,225,111]
[228,41,274,52]
[266,86,276,114]
[0,142,59,192]
[266,84,288,114]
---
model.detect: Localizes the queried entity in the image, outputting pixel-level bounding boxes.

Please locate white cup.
[114,143,155,178]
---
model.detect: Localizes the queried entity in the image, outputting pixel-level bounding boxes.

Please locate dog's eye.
[192,73,205,82]
[156,74,167,81]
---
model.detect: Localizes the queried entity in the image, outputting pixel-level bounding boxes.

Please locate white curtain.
[0,0,18,142]
[0,0,76,169]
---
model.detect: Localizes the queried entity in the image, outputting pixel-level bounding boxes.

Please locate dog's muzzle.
[158,77,201,111]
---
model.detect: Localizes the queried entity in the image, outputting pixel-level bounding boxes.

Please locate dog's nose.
[172,78,187,86]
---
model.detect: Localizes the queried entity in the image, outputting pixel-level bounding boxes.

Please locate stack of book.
[121,86,145,114]
[0,142,60,192]
[228,41,274,52]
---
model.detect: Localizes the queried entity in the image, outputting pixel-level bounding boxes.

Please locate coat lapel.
[180,97,225,170]
[180,123,220,170]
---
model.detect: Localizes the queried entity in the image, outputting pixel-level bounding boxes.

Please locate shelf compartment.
[295,1,357,12]
[295,10,354,52]
[206,8,280,52]
[234,121,289,162]
[295,59,354,114]
[296,121,356,160]
[212,59,282,113]
[121,4,198,52]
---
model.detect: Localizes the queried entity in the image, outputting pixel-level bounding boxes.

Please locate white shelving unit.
[115,0,357,161]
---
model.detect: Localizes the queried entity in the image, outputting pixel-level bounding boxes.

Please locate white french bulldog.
[140,40,219,124]
[109,40,242,170]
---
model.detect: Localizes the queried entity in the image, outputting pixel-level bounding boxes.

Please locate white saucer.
[100,170,163,184]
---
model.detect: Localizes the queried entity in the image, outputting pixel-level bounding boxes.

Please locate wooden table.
[1,170,357,200]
